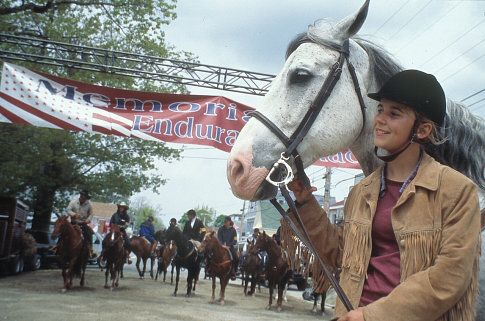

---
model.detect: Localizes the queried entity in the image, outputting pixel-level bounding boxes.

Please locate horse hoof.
[172,293,177,297]
[220,300,225,306]
[266,305,271,310]
[61,288,67,293]
[277,306,282,312]
[104,285,109,289]
[110,287,114,292]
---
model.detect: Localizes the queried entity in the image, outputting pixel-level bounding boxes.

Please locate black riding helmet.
[368,69,446,126]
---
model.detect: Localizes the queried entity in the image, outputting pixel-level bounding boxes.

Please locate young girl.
[289,70,480,321]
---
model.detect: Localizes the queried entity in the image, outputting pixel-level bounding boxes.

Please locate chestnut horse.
[155,240,177,283]
[252,231,292,311]
[51,215,89,292]
[103,224,125,290]
[130,235,157,279]
[201,231,232,305]
[239,239,264,296]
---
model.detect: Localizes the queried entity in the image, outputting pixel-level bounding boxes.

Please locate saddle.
[188,239,204,253]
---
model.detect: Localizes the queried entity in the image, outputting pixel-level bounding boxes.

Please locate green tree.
[213,214,226,228]
[0,1,197,232]
[130,197,165,232]
[178,205,217,229]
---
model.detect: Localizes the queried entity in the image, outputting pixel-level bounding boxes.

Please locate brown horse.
[51,215,89,292]
[102,224,125,290]
[309,258,332,314]
[240,239,264,296]
[130,235,157,279]
[201,231,232,305]
[155,240,177,283]
[252,231,292,311]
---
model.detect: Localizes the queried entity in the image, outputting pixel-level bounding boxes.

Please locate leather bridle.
[249,39,367,312]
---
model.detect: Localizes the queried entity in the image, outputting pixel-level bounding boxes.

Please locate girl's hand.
[337,308,365,321]
[287,178,317,204]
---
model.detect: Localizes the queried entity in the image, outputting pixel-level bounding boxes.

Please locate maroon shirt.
[360,179,402,306]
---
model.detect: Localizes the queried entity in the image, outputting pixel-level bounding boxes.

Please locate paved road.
[0,264,336,321]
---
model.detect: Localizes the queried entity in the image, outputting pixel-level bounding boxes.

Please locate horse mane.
[286,33,485,190]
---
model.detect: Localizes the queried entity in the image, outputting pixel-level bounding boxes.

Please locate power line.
[396,1,462,53]
[419,18,485,68]
[468,96,485,108]
[387,0,434,40]
[441,52,485,82]
[373,0,412,35]
[433,38,485,74]
[462,88,485,102]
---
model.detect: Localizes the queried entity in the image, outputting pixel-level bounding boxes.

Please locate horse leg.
[136,257,142,278]
[220,276,228,306]
[173,265,180,296]
[210,276,216,303]
[104,262,110,289]
[61,268,68,292]
[149,257,154,279]
[186,268,193,297]
[267,281,274,310]
[141,257,147,279]
[276,281,285,312]
[170,264,175,285]
[321,291,327,314]
[80,260,86,287]
[163,268,167,283]
[155,261,160,281]
[249,274,256,296]
[311,292,318,313]
[243,272,248,295]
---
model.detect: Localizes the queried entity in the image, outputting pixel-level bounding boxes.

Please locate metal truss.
[0,33,275,96]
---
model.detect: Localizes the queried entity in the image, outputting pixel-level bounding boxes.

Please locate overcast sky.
[136,0,485,225]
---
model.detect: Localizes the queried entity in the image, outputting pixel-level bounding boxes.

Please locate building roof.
[91,202,117,219]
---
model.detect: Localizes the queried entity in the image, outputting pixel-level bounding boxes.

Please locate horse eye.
[289,68,313,84]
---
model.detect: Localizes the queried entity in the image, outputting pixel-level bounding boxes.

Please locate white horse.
[227,0,485,318]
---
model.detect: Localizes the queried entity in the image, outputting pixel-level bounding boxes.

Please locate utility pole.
[240,200,247,238]
[323,167,332,215]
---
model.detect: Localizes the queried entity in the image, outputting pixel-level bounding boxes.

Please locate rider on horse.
[139,216,156,243]
[183,209,206,242]
[66,190,96,259]
[101,201,132,264]
[217,216,238,280]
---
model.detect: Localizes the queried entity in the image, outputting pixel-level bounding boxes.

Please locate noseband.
[249,39,367,312]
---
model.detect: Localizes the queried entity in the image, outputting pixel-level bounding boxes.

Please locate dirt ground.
[0,264,336,321]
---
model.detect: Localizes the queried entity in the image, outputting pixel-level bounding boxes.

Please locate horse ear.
[334,0,370,39]
[67,215,71,223]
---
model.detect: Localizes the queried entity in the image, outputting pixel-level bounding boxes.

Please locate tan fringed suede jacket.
[292,153,480,321]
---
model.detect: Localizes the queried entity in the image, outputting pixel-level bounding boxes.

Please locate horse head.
[51,215,71,239]
[200,230,217,252]
[252,231,273,254]
[227,0,384,201]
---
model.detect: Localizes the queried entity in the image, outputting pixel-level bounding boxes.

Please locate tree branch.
[0,1,115,15]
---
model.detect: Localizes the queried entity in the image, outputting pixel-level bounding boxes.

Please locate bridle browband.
[249,39,367,312]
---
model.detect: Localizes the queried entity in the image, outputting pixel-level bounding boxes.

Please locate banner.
[0,62,360,169]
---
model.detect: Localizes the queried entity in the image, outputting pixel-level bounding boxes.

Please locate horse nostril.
[228,158,246,182]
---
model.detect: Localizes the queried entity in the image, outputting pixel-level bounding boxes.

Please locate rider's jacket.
[110,211,130,227]
[290,153,480,321]
[183,218,206,242]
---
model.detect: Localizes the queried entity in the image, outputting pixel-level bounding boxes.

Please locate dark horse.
[155,239,177,284]
[130,235,157,279]
[51,215,89,292]
[201,231,232,305]
[102,224,125,290]
[240,239,264,296]
[164,225,202,297]
[252,231,292,311]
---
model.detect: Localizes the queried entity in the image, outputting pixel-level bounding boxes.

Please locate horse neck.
[264,239,280,262]
[59,222,80,248]
[208,239,227,260]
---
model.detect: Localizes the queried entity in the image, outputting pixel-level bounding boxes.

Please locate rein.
[250,39,368,312]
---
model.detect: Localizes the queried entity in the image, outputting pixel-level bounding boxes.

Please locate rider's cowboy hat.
[367,69,446,126]
[79,190,91,199]
[117,201,129,209]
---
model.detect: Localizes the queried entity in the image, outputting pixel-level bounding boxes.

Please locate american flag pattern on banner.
[0,63,157,141]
